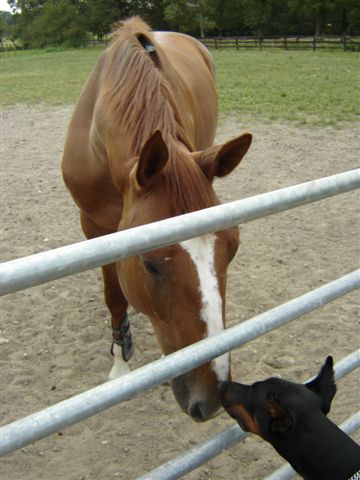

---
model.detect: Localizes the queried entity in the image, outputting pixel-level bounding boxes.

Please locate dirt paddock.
[1,106,359,480]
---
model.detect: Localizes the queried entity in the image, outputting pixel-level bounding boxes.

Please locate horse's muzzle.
[170,373,221,422]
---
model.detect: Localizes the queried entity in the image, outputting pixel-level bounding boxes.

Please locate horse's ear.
[195,133,252,181]
[305,356,337,414]
[136,130,169,189]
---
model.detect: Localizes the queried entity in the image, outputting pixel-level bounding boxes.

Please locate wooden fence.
[3,35,359,53]
[200,35,360,51]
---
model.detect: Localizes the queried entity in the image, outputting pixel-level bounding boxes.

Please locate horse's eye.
[143,259,160,276]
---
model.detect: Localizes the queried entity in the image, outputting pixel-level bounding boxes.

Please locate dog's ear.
[267,392,294,435]
[305,356,337,414]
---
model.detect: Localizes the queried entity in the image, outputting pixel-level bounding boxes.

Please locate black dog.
[218,356,360,480]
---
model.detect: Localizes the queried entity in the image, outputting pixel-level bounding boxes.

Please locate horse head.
[116,130,252,421]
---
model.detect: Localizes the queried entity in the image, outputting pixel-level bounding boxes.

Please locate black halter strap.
[110,313,133,362]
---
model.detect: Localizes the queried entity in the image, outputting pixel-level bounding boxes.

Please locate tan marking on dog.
[228,403,261,435]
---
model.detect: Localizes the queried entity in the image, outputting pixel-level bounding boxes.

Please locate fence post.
[236,37,239,50]
[343,34,347,52]
[259,35,263,50]
[313,36,316,50]
[214,37,218,50]
[284,36,288,50]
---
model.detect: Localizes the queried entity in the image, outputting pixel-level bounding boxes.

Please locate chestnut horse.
[62,17,252,421]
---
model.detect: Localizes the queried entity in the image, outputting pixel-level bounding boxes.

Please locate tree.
[327,0,360,35]
[239,0,293,36]
[0,11,14,49]
[7,0,42,47]
[5,0,359,49]
[189,0,216,37]
[163,0,215,37]
[212,0,248,36]
[83,0,124,40]
[0,14,6,49]
[83,1,169,39]
[287,0,338,36]
[142,1,169,30]
[26,0,86,47]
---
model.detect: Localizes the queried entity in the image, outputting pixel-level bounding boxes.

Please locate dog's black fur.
[218,356,360,480]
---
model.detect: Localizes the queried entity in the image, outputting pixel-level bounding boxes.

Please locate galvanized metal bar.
[138,412,360,480]
[264,410,360,480]
[137,351,360,480]
[1,169,359,296]
[1,270,359,456]
[332,349,360,382]
[138,425,249,480]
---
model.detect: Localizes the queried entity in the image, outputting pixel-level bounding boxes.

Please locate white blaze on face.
[180,235,229,381]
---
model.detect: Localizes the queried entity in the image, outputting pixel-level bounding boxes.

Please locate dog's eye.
[143,259,160,276]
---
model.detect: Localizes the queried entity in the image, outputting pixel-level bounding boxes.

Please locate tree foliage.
[2,0,359,49]
[26,0,86,47]
[163,0,216,37]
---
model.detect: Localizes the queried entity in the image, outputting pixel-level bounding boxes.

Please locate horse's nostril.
[189,402,206,422]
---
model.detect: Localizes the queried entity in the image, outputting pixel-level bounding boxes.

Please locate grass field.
[2,47,359,126]
[2,48,102,105]
[213,50,360,125]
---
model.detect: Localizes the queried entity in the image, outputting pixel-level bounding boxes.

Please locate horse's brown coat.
[62,17,251,420]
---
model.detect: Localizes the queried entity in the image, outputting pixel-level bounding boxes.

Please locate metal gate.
[1,170,359,479]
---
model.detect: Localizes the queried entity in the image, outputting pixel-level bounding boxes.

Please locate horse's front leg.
[80,213,133,380]
[102,263,133,379]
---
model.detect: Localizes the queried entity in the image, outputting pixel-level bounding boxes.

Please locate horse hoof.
[108,343,131,380]
[108,361,130,380]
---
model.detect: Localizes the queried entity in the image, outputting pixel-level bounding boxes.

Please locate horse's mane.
[102,17,217,215]
[103,17,190,155]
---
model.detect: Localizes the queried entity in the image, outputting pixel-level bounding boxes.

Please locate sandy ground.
[1,105,359,480]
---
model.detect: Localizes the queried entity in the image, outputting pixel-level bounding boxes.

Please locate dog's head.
[218,356,336,440]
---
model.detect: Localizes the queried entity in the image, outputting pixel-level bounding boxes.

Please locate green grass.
[1,48,102,105]
[213,49,360,126]
[2,47,360,126]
